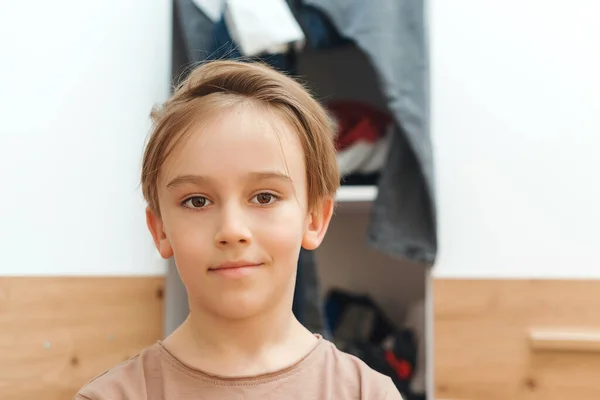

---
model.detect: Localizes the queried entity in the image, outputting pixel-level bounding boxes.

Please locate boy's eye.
[252,193,279,205]
[183,196,212,209]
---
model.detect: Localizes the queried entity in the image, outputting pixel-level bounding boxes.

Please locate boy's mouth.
[208,260,263,278]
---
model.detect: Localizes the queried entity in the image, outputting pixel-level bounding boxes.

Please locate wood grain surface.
[434,279,600,400]
[0,276,165,400]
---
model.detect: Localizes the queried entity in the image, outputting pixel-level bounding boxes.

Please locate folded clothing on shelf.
[327,101,393,180]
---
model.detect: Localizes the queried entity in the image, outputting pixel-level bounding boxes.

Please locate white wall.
[431,1,600,278]
[0,1,171,276]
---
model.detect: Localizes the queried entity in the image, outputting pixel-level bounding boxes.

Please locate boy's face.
[147,103,333,320]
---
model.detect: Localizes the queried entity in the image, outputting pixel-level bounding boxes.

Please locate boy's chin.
[206,294,274,320]
[214,305,263,320]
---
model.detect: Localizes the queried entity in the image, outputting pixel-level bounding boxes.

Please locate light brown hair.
[141,60,339,215]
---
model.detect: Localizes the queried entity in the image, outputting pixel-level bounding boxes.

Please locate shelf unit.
[335,185,377,213]
[336,185,377,202]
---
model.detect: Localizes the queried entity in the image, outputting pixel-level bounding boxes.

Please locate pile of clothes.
[324,289,426,400]
[328,100,393,186]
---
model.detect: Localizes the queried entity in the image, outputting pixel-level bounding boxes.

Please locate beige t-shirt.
[75,336,402,400]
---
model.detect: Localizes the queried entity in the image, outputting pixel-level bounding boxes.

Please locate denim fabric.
[293,249,328,336]
[296,5,348,49]
[291,250,307,322]
[303,0,437,265]
[174,0,216,65]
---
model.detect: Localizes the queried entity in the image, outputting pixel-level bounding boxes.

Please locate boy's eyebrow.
[166,174,208,190]
[166,171,292,190]
[247,171,292,182]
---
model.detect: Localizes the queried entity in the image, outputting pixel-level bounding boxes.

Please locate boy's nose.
[214,207,252,247]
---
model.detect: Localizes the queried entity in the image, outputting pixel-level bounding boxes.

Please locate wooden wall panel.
[434,279,600,400]
[0,277,165,400]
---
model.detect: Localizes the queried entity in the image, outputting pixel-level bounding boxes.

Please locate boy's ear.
[302,196,334,251]
[146,207,174,259]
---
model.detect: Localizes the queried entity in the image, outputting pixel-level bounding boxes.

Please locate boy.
[75,60,402,399]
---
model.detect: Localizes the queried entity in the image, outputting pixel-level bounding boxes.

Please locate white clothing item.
[224,0,305,56]
[190,0,226,23]
[336,125,393,177]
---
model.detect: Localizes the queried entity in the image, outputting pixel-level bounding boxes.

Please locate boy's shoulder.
[74,343,162,400]
[318,339,402,399]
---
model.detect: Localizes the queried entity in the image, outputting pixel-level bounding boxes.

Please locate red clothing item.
[328,101,392,151]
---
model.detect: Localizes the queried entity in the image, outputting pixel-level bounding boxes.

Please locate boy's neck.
[163,299,318,377]
[187,300,303,354]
